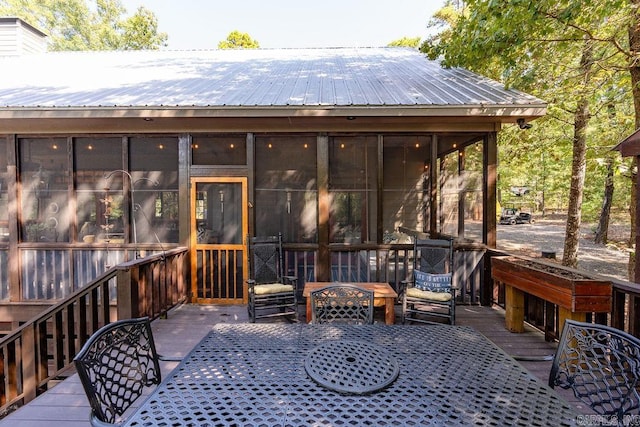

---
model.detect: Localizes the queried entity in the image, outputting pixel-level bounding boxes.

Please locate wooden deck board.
[0,303,591,425]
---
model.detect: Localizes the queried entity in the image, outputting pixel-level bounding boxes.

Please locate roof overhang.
[0,104,546,134]
[614,128,640,157]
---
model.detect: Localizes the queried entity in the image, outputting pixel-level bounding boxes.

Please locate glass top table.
[122,323,579,426]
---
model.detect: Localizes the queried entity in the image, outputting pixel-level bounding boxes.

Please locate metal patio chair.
[73,317,180,426]
[400,238,456,325]
[247,233,298,322]
[549,320,640,422]
[310,284,374,324]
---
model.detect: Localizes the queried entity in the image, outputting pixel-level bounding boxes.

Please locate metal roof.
[0,47,545,116]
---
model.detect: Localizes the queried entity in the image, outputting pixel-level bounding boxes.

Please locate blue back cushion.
[414,270,452,292]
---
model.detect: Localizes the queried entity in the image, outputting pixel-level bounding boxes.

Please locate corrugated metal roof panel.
[0,47,545,110]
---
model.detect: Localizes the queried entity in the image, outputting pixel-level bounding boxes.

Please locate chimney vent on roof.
[0,17,47,56]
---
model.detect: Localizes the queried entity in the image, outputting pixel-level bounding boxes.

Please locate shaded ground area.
[497,215,631,282]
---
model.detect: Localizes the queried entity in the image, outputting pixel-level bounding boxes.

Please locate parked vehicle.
[499,207,534,225]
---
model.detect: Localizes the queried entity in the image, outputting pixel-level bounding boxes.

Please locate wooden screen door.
[190,177,248,304]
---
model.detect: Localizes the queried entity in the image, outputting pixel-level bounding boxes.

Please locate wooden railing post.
[630,294,640,337]
[116,267,137,319]
[505,284,525,333]
[611,289,626,331]
[21,326,36,403]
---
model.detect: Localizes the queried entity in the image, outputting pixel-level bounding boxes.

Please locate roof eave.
[0,104,547,121]
[614,128,640,157]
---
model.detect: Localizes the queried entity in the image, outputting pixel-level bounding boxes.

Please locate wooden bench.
[491,256,612,334]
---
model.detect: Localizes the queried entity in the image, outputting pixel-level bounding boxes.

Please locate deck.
[0,303,591,426]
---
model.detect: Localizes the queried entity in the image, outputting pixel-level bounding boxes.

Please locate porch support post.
[178,134,191,246]
[7,135,19,302]
[458,145,465,236]
[377,135,384,243]
[635,154,640,283]
[483,132,497,248]
[317,133,330,281]
[429,135,438,234]
[246,133,255,236]
[482,132,498,307]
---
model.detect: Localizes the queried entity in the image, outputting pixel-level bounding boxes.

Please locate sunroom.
[0,42,545,322]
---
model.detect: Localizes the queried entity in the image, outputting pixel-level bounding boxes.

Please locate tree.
[594,155,615,243]
[218,31,260,49]
[627,0,640,280]
[387,37,421,48]
[0,0,167,50]
[119,6,167,50]
[423,0,635,270]
[563,41,593,268]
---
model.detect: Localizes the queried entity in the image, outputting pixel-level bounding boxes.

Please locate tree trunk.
[594,155,614,244]
[628,0,640,281]
[562,99,589,268]
[562,42,593,268]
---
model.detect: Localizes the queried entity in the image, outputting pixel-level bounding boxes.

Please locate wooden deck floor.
[0,303,591,426]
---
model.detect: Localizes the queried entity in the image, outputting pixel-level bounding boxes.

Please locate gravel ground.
[496,216,632,282]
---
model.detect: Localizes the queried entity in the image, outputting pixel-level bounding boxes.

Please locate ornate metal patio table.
[304,340,399,394]
[122,323,579,426]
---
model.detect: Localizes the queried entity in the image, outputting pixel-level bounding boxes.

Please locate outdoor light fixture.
[517,118,532,130]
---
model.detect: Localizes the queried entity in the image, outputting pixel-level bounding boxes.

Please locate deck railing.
[605,278,640,335]
[282,244,418,296]
[284,242,486,305]
[3,241,640,416]
[0,247,189,416]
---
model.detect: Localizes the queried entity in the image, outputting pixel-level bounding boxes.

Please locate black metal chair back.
[310,284,374,324]
[549,320,640,421]
[74,317,162,425]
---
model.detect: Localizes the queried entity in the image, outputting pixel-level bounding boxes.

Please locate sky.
[120,0,447,50]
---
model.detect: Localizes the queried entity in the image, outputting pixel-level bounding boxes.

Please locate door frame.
[190,177,249,304]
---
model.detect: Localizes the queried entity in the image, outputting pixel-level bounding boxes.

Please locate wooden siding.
[0,18,46,56]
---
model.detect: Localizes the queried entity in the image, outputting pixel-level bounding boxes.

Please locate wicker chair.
[73,317,180,426]
[400,238,456,324]
[310,284,374,324]
[549,320,640,421]
[247,233,298,322]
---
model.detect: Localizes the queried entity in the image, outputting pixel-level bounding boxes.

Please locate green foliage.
[421,2,467,61]
[424,0,637,220]
[0,0,167,50]
[387,36,421,48]
[218,30,260,49]
[119,6,167,50]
